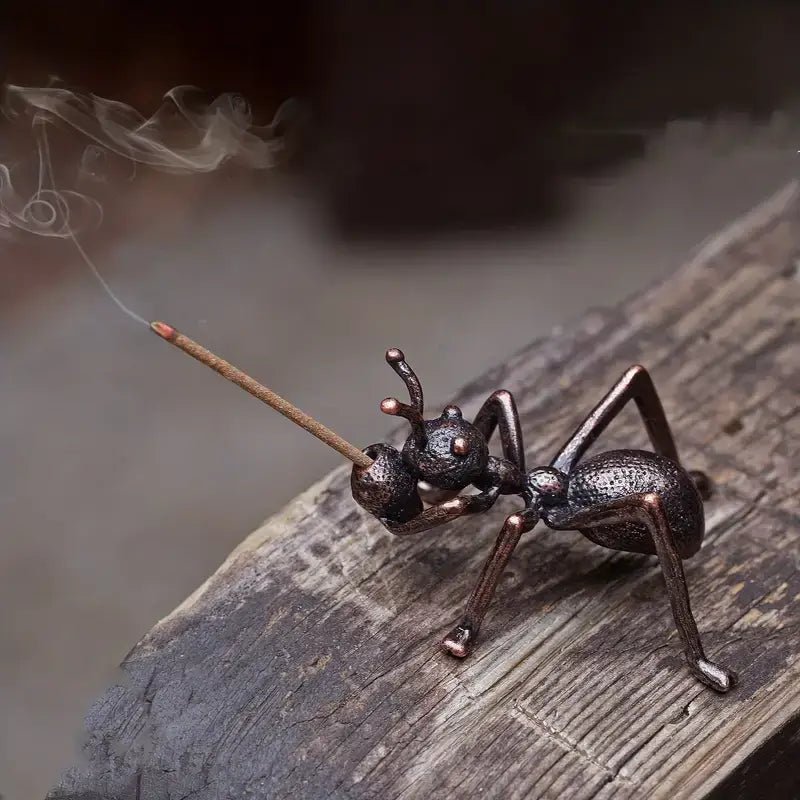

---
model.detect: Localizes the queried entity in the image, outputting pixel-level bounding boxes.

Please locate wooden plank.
[50,182,800,800]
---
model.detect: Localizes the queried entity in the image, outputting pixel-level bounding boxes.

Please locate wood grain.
[50,182,800,800]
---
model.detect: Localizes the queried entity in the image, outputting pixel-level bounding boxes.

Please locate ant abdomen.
[550,450,706,558]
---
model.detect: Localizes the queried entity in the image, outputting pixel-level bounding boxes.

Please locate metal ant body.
[351,349,736,693]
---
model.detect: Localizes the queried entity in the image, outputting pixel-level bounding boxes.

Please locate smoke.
[0,114,97,238]
[0,82,297,323]
[4,84,293,174]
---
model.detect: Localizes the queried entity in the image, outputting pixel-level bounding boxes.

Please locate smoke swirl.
[0,82,297,323]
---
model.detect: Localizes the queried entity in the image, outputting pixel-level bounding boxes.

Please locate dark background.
[6,2,800,235]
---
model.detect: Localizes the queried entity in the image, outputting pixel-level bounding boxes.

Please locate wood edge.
[681,670,800,799]
[683,179,799,271]
[141,465,349,645]
[475,180,799,404]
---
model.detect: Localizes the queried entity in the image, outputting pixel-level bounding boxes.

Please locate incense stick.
[150,321,373,469]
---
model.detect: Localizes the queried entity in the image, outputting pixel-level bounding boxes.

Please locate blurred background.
[1,2,799,797]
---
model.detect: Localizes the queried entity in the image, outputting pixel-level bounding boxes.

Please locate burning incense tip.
[150,320,177,340]
[149,319,373,469]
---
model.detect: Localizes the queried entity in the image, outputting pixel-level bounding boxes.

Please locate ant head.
[380,349,489,490]
[352,442,423,522]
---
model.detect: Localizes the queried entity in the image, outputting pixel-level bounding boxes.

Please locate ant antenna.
[380,397,427,448]
[383,348,427,448]
[385,348,424,414]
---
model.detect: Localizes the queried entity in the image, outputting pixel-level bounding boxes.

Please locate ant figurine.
[350,348,736,693]
[150,323,736,693]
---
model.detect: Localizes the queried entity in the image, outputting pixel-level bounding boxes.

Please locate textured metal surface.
[351,354,735,692]
[401,409,490,490]
[349,443,422,523]
[548,449,705,558]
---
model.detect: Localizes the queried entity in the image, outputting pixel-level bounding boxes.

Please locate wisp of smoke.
[0,83,296,325]
[5,84,291,173]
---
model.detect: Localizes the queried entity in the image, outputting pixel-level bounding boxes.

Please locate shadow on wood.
[50,183,800,799]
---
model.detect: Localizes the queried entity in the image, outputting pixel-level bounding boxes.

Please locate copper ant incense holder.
[350,349,734,692]
[152,324,736,693]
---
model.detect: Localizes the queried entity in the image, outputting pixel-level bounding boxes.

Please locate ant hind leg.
[689,469,713,501]
[558,494,735,692]
[550,366,713,501]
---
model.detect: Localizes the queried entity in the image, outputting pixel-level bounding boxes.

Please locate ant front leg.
[351,443,502,535]
[551,365,711,499]
[382,486,501,536]
[443,506,539,657]
[473,389,526,472]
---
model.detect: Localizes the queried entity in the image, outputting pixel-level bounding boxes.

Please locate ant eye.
[452,437,470,456]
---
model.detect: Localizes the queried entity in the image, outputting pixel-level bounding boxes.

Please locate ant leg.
[550,366,710,498]
[552,365,679,471]
[419,389,525,505]
[473,390,526,472]
[382,486,500,536]
[442,506,539,657]
[558,494,735,692]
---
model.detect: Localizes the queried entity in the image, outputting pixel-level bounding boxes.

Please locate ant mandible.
[351,348,736,693]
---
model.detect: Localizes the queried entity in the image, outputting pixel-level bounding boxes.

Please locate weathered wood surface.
[51,183,800,800]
